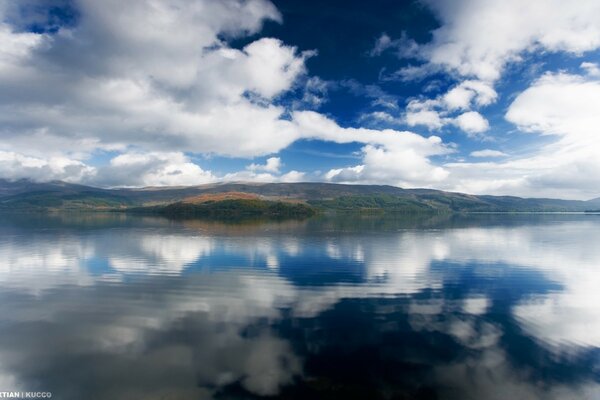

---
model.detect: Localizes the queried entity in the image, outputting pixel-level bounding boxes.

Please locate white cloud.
[324,144,449,187]
[506,72,600,140]
[376,1,600,83]
[581,62,600,77]
[324,165,364,181]
[375,1,600,198]
[2,0,599,199]
[296,76,329,108]
[470,149,507,158]
[421,0,600,81]
[279,170,305,183]
[453,111,489,136]
[0,151,95,183]
[442,71,600,199]
[443,80,497,110]
[359,111,399,125]
[0,149,220,187]
[248,157,282,173]
[443,86,474,110]
[222,156,305,183]
[292,111,449,155]
[393,0,600,149]
[404,81,495,134]
[0,0,456,189]
[405,99,447,130]
[222,170,278,183]
[405,110,444,130]
[222,169,306,184]
[94,152,216,187]
[0,147,309,187]
[0,0,311,159]
[0,150,216,187]
[291,111,451,187]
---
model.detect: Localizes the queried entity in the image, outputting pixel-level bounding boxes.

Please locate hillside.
[148,199,315,220]
[181,192,262,204]
[127,191,315,220]
[0,179,598,214]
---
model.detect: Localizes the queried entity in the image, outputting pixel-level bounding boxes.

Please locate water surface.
[0,213,599,399]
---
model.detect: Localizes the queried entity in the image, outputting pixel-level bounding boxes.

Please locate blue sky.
[0,0,600,199]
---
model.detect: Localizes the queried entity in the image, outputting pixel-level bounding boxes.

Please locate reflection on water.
[0,213,599,399]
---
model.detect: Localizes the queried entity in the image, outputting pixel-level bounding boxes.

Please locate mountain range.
[1,179,599,213]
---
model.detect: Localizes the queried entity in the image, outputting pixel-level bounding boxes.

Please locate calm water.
[0,213,599,400]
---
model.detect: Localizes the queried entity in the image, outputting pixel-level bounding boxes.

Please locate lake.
[0,213,599,399]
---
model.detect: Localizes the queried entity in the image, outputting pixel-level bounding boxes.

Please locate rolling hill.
[0,179,598,214]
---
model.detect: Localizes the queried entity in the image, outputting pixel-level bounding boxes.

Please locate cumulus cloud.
[93,152,216,187]
[248,157,282,173]
[279,170,306,183]
[453,111,489,136]
[405,99,447,130]
[404,86,492,136]
[291,111,451,187]
[443,71,600,199]
[223,157,306,183]
[0,0,311,159]
[0,0,457,189]
[0,151,95,183]
[2,0,600,198]
[364,1,600,198]
[421,0,600,81]
[324,144,449,187]
[0,148,313,187]
[0,150,218,187]
[443,81,497,110]
[1,104,460,189]
[384,0,600,145]
[505,72,600,140]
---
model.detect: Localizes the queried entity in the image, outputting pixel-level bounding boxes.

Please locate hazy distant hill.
[586,197,600,209]
[0,179,597,213]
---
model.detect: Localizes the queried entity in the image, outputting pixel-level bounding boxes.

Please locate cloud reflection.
[0,214,599,398]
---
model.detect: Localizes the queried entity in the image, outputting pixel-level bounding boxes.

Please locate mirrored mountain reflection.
[0,213,599,399]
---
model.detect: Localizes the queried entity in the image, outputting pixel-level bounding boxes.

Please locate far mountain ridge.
[0,179,598,213]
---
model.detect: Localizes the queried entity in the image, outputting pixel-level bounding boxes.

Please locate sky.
[0,0,599,199]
